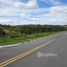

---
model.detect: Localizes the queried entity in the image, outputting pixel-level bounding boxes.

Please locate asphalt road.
[0,32,67,67]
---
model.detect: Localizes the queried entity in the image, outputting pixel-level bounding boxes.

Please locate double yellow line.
[0,39,55,67]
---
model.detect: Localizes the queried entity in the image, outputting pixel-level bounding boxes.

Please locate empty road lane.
[0,32,67,67]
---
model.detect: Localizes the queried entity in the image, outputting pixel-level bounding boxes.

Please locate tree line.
[0,24,66,38]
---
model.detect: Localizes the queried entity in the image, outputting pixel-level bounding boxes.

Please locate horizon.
[0,23,67,26]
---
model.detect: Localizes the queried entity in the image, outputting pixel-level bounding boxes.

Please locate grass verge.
[0,32,57,46]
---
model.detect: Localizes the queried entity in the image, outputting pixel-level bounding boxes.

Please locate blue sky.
[0,0,67,25]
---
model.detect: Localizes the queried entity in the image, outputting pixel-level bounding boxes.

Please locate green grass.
[0,32,57,46]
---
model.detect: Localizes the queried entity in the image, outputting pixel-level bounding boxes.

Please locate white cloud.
[25,0,38,9]
[0,19,13,25]
[0,0,20,17]
[0,0,18,8]
[23,5,67,25]
[0,0,18,5]
[15,0,38,9]
[0,0,38,17]
[49,5,67,13]
[0,8,19,16]
[0,19,12,22]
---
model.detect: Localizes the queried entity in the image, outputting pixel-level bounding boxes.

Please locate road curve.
[0,32,67,67]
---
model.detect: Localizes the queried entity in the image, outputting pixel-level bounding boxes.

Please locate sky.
[0,0,67,25]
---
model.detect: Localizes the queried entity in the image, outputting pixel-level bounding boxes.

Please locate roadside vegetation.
[0,24,66,45]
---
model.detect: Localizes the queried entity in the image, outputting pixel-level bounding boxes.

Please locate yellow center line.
[0,39,55,67]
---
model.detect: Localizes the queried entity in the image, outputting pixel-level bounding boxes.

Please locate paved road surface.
[0,32,67,67]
